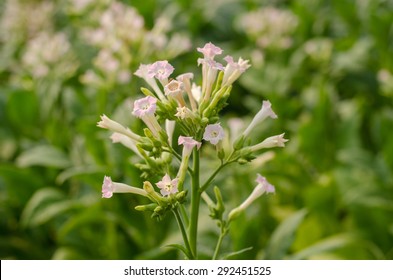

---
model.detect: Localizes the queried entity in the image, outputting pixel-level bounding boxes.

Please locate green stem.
[213,223,229,260]
[172,208,194,259]
[189,148,200,258]
[179,204,189,227]
[213,232,224,260]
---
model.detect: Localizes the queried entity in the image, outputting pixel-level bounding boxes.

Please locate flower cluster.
[238,7,298,50]
[79,1,190,88]
[98,42,288,258]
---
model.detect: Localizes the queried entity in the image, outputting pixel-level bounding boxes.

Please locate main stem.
[189,148,200,258]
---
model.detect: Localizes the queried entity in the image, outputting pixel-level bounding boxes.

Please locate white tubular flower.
[132,96,162,138]
[134,64,166,100]
[222,56,251,87]
[250,133,288,152]
[177,136,202,191]
[97,115,141,142]
[242,100,278,138]
[191,83,202,103]
[110,132,142,158]
[102,176,147,198]
[165,120,175,146]
[228,174,275,221]
[197,42,224,102]
[164,79,187,107]
[177,73,197,111]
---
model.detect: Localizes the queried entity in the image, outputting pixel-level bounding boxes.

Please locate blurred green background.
[1,0,393,260]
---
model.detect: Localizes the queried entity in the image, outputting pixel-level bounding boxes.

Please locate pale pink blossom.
[102,176,147,198]
[156,174,179,196]
[147,60,174,83]
[110,132,142,157]
[178,136,202,151]
[228,174,275,220]
[132,96,162,138]
[222,55,251,87]
[243,100,278,137]
[134,64,165,100]
[250,133,288,152]
[132,96,157,118]
[203,123,225,145]
[197,42,223,59]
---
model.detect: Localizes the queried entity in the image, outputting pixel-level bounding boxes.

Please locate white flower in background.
[239,7,298,50]
[22,32,78,79]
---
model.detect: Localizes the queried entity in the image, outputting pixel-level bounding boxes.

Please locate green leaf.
[56,165,105,184]
[222,247,253,260]
[16,145,71,168]
[20,187,65,227]
[289,234,356,260]
[264,209,308,260]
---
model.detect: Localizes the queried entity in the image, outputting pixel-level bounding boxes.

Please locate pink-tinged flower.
[132,96,162,138]
[132,96,157,118]
[97,115,141,142]
[222,55,251,87]
[243,100,278,137]
[156,174,179,196]
[134,64,165,100]
[255,174,276,193]
[102,176,147,198]
[228,174,275,220]
[198,58,224,102]
[147,60,174,82]
[178,136,202,151]
[203,123,225,145]
[165,120,175,146]
[250,133,288,152]
[197,42,223,59]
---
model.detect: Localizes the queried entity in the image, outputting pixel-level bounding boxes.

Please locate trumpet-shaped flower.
[164,79,186,106]
[97,114,141,142]
[203,123,225,145]
[156,174,179,196]
[197,42,223,59]
[177,72,197,110]
[250,133,288,152]
[132,96,162,138]
[178,136,202,154]
[147,60,174,85]
[102,176,147,198]
[222,55,251,87]
[134,63,165,100]
[228,174,275,221]
[242,100,278,137]
[132,96,157,118]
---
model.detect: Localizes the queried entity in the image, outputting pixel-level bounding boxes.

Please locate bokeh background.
[1,0,393,260]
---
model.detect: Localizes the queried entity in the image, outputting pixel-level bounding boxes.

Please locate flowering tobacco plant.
[97,42,288,259]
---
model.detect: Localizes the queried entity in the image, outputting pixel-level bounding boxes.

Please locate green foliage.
[1,0,392,260]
